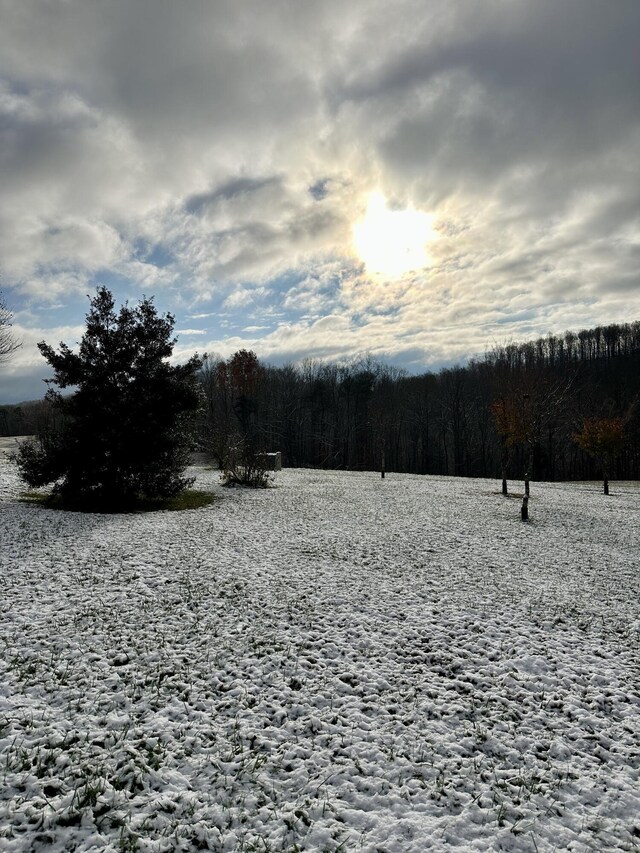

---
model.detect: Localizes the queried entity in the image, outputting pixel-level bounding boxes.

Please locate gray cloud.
[1,0,639,400]
[185,177,284,216]
[331,0,640,223]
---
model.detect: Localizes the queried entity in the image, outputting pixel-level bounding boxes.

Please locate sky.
[1,0,639,403]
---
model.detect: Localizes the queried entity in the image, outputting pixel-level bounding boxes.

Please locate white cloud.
[1,0,640,400]
[3,321,86,374]
[223,288,264,310]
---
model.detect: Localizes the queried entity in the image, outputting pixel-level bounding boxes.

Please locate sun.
[352,191,436,280]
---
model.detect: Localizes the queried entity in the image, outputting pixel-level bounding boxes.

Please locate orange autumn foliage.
[573,417,625,460]
[490,398,527,446]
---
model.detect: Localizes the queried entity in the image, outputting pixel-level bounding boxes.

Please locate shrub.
[220,438,273,489]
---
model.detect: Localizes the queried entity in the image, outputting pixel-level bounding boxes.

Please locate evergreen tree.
[17,287,202,509]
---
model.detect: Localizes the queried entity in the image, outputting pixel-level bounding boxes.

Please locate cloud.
[185,177,284,216]
[1,0,639,402]
[0,319,87,402]
[223,287,268,310]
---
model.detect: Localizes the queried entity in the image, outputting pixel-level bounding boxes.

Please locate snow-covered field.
[1,461,639,853]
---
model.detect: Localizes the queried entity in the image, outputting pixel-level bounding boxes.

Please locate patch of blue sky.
[85,269,179,328]
[221,304,277,335]
[132,238,175,269]
[88,269,147,306]
[494,310,538,326]
[384,348,435,374]
[146,244,176,270]
[269,270,306,299]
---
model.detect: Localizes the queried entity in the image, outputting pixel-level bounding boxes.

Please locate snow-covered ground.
[1,461,639,852]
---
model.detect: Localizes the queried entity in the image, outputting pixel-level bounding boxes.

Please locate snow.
[1,461,639,852]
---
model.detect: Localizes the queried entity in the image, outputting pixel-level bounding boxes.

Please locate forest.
[3,320,640,485]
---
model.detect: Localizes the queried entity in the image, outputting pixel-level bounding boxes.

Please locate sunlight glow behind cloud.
[352,192,437,281]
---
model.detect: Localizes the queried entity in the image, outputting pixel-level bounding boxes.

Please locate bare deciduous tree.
[0,292,20,364]
[573,416,626,495]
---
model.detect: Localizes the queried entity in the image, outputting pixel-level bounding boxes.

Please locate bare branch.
[0,293,21,364]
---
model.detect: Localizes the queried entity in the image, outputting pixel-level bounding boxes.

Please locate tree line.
[194,321,640,486]
[2,302,639,488]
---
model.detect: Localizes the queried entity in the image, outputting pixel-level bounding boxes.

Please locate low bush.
[220,441,273,489]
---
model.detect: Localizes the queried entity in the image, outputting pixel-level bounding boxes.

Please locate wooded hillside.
[198,321,640,483]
